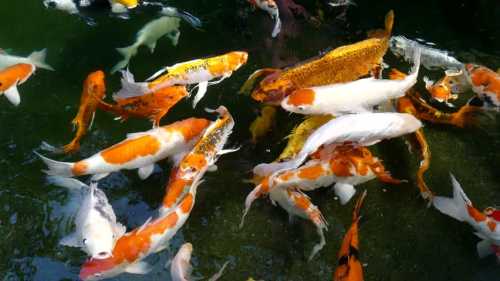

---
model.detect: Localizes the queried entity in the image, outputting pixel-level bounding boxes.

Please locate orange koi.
[333,191,366,281]
[465,64,500,109]
[0,63,35,106]
[98,85,188,127]
[241,10,394,104]
[36,118,211,181]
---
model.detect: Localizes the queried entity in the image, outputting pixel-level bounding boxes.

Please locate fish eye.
[83,238,87,245]
[298,106,305,111]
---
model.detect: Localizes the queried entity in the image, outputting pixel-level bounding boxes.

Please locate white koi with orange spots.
[79,177,202,281]
[433,174,500,261]
[115,52,248,108]
[0,63,35,106]
[253,112,422,177]
[248,0,281,38]
[36,117,211,181]
[281,49,420,116]
[465,64,500,109]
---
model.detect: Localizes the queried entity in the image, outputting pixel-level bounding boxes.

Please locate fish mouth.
[92,251,112,260]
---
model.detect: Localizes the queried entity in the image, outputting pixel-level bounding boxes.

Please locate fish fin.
[207,261,230,281]
[192,81,208,108]
[87,111,96,131]
[166,30,180,46]
[113,69,149,100]
[4,83,21,106]
[126,131,150,139]
[138,164,155,180]
[218,146,241,156]
[432,173,468,222]
[39,141,64,154]
[46,175,87,192]
[308,226,326,261]
[423,76,434,89]
[271,13,281,38]
[111,2,128,14]
[125,261,152,274]
[239,184,265,229]
[34,151,74,177]
[207,164,218,172]
[146,67,169,81]
[28,49,54,71]
[60,232,81,247]
[477,240,494,258]
[161,7,203,29]
[147,40,157,53]
[333,182,356,205]
[90,173,110,182]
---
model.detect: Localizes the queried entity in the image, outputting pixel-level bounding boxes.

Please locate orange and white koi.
[268,186,328,260]
[465,64,500,109]
[248,0,282,38]
[423,69,467,105]
[0,63,35,106]
[433,174,500,261]
[333,191,366,281]
[98,85,188,127]
[115,51,248,108]
[281,48,420,116]
[170,242,229,281]
[36,117,211,181]
[161,106,236,215]
[79,176,202,281]
[253,112,422,177]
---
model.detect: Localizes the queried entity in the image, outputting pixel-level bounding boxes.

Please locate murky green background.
[1,1,499,280]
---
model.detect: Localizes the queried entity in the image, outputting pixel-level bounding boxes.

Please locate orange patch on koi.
[72,161,88,176]
[298,164,324,180]
[286,89,315,106]
[101,135,161,164]
[179,194,194,213]
[166,118,211,142]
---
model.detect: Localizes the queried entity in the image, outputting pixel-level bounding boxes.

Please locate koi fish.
[333,191,366,281]
[98,84,188,127]
[242,10,394,104]
[79,176,202,281]
[423,76,458,106]
[433,174,500,260]
[161,106,236,215]
[170,242,229,281]
[0,48,53,71]
[241,145,401,227]
[46,176,125,260]
[43,0,79,14]
[390,36,463,70]
[248,0,282,38]
[115,51,248,108]
[111,16,181,73]
[37,117,211,181]
[465,64,500,109]
[49,70,106,154]
[0,63,35,106]
[253,112,422,177]
[249,105,276,143]
[281,48,420,115]
[109,0,138,13]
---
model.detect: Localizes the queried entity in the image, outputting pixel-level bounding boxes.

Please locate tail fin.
[46,175,87,192]
[271,13,281,38]
[28,49,54,71]
[432,173,469,222]
[207,261,230,281]
[112,69,149,100]
[34,151,74,177]
[239,184,265,229]
[384,10,394,35]
[352,190,367,222]
[111,45,137,74]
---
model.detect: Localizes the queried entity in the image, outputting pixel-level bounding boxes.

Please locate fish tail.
[46,175,87,192]
[432,173,469,222]
[39,141,64,154]
[111,45,137,74]
[28,49,54,71]
[271,12,281,38]
[34,151,75,177]
[384,10,394,35]
[352,190,367,222]
[239,184,266,229]
[112,69,150,100]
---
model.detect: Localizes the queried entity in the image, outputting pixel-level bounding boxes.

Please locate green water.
[1,1,499,280]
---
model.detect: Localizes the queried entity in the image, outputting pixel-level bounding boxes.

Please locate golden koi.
[115,52,248,108]
[249,105,276,143]
[79,177,201,281]
[37,118,211,181]
[98,85,188,127]
[241,10,394,104]
[433,174,500,261]
[0,63,35,106]
[161,106,235,215]
[333,191,366,281]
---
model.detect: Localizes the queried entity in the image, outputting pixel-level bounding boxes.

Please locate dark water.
[1,0,499,280]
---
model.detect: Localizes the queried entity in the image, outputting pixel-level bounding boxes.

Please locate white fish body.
[47,176,125,259]
[0,49,54,71]
[252,0,281,38]
[171,243,193,281]
[43,0,79,14]
[111,16,181,73]
[253,112,422,176]
[390,36,463,70]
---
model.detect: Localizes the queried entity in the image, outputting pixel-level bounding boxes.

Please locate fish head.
[251,72,294,104]
[227,51,249,71]
[281,88,316,114]
[111,0,138,9]
[80,256,122,281]
[177,242,194,261]
[82,221,116,260]
[86,70,106,100]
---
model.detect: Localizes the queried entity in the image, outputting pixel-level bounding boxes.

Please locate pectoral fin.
[125,261,152,274]
[138,164,155,180]
[333,182,356,205]
[90,173,110,182]
[207,164,218,172]
[192,81,208,108]
[4,84,21,106]
[60,232,81,247]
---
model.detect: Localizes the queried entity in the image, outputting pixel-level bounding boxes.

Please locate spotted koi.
[0,63,35,106]
[465,64,500,110]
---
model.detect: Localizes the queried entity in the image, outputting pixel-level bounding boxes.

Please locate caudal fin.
[28,49,54,71]
[112,69,149,100]
[432,173,469,222]
[34,151,75,177]
[111,45,137,74]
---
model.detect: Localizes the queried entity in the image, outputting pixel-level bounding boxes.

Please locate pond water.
[0,0,499,281]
